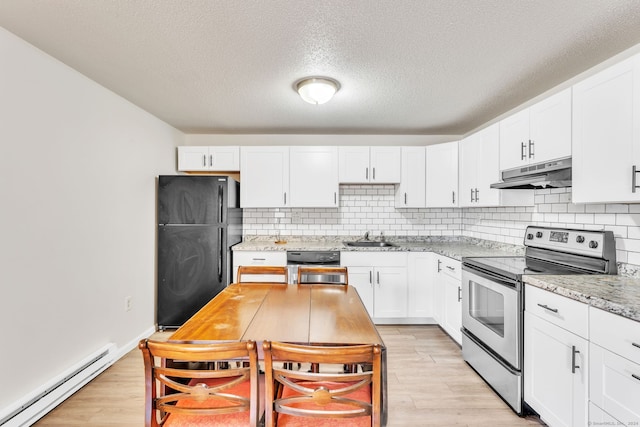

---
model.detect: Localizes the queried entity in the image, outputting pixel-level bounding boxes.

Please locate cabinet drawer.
[436,255,461,280]
[590,343,640,425]
[525,285,588,338]
[590,307,640,364]
[233,251,286,266]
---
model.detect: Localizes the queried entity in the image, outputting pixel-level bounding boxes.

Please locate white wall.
[0,27,181,409]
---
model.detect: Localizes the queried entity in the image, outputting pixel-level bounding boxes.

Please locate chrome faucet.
[363,231,370,241]
[379,231,385,242]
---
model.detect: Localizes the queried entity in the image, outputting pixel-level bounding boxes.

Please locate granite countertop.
[233,236,524,261]
[524,274,640,323]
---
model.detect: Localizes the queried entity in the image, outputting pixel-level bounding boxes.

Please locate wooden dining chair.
[237,265,289,284]
[262,341,382,427]
[139,339,262,427]
[296,266,348,285]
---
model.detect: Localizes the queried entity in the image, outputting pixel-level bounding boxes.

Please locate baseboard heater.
[0,343,117,427]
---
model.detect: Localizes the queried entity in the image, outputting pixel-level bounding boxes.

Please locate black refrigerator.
[157,175,242,329]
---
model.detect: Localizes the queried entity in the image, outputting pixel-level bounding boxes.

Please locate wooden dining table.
[170,282,388,425]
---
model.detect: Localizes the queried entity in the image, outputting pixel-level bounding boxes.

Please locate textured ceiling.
[2,0,640,135]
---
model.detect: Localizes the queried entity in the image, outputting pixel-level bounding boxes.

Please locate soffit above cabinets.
[2,1,640,135]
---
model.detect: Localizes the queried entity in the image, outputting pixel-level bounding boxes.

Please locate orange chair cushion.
[276,381,372,427]
[163,376,264,427]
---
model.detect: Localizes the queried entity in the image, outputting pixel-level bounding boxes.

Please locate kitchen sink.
[343,241,396,247]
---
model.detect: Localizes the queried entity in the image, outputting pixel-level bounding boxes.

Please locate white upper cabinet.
[499,88,572,171]
[460,124,533,207]
[178,146,240,171]
[572,53,640,203]
[240,146,289,208]
[289,146,339,208]
[426,141,459,207]
[395,146,426,208]
[339,146,401,183]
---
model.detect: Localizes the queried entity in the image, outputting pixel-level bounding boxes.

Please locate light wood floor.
[34,325,544,426]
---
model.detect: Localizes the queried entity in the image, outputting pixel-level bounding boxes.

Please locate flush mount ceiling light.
[295,77,340,105]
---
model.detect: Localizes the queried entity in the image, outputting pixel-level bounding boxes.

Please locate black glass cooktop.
[463,256,587,282]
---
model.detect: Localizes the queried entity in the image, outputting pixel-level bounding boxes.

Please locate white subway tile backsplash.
[243,186,640,268]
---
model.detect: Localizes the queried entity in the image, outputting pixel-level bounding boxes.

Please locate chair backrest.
[262,341,381,427]
[236,265,289,284]
[296,266,348,285]
[139,339,261,427]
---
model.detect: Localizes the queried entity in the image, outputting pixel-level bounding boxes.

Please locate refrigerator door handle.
[218,185,224,223]
[218,228,223,283]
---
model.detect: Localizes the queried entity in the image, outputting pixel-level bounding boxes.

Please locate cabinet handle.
[452,191,455,204]
[537,303,558,313]
[437,259,442,272]
[376,271,380,284]
[366,167,369,180]
[632,342,640,349]
[457,286,462,302]
[528,140,534,159]
[334,192,337,204]
[571,346,580,374]
[404,193,407,204]
[209,154,214,167]
[202,154,207,167]
[284,193,287,205]
[521,142,526,160]
[475,188,479,202]
[470,188,474,203]
[369,271,372,284]
[252,258,266,261]
[446,265,455,271]
[373,167,376,180]
[632,374,640,382]
[633,166,640,193]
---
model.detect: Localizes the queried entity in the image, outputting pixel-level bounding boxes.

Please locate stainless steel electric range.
[461,226,617,414]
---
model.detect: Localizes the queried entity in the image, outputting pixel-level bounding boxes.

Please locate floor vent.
[0,343,117,427]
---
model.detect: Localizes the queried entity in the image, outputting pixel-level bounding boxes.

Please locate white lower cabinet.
[341,252,407,323]
[232,251,287,284]
[406,252,435,321]
[432,254,462,344]
[524,310,588,427]
[589,307,640,426]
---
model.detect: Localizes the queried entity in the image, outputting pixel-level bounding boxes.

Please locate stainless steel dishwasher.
[286,251,341,284]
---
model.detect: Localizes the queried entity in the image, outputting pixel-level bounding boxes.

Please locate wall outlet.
[125,296,132,312]
[291,211,302,224]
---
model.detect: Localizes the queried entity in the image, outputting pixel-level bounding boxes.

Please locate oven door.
[461,266,521,370]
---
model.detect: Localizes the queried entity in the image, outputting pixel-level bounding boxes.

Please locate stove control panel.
[524,226,612,258]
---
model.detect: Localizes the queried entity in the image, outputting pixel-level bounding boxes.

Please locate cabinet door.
[572,54,640,203]
[529,88,572,164]
[475,123,502,206]
[373,267,407,318]
[178,146,209,171]
[407,252,433,319]
[442,273,462,344]
[396,146,426,208]
[289,146,339,207]
[240,147,289,208]
[499,108,530,171]
[426,141,458,207]
[458,134,479,208]
[209,146,240,170]
[370,146,401,183]
[348,266,374,317]
[524,312,588,427]
[338,146,370,183]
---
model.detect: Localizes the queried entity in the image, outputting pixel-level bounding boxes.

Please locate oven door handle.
[462,265,519,289]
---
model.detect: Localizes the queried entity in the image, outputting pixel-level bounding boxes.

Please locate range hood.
[490,157,572,189]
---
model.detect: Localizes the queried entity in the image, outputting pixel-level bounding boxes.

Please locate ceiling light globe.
[296,77,340,105]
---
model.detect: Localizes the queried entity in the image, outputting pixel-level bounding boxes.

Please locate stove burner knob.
[589,240,598,249]
[527,233,534,240]
[535,231,543,238]
[576,235,585,243]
